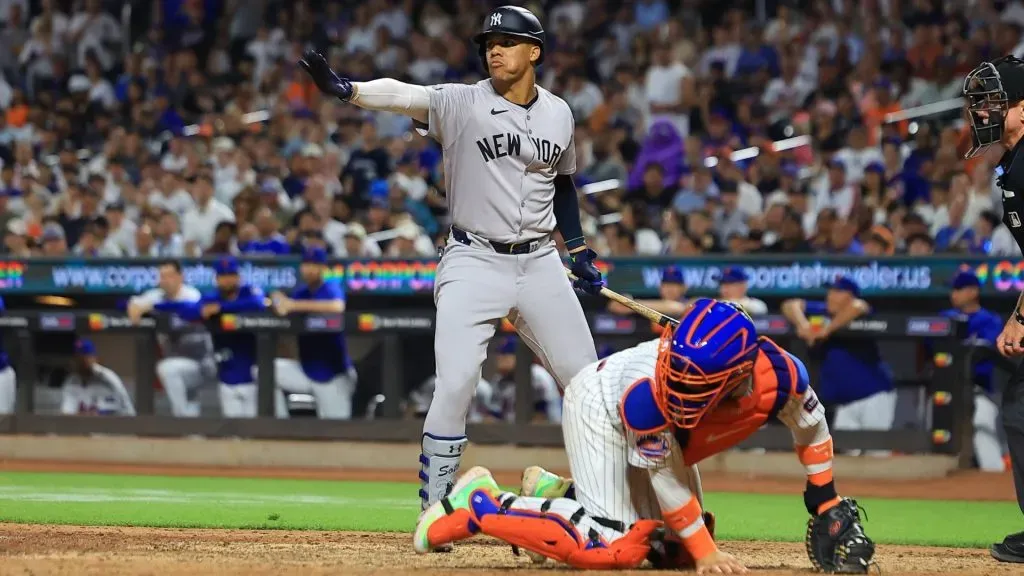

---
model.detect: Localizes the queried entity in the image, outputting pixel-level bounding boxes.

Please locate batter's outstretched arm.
[350,79,430,124]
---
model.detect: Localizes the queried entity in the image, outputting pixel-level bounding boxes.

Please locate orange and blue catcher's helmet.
[654,298,759,429]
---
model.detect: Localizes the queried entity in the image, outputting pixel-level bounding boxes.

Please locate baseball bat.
[565,269,679,328]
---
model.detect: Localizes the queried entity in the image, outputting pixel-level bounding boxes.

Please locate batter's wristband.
[565,236,586,251]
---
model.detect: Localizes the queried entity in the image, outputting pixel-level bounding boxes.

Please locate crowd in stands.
[1,0,1023,261]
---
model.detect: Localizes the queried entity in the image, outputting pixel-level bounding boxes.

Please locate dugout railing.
[0,309,973,463]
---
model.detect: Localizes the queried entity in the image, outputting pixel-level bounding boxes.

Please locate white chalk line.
[0,486,416,507]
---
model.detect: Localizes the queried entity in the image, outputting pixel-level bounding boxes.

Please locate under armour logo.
[1011,211,1022,228]
[490,13,502,26]
[449,445,458,453]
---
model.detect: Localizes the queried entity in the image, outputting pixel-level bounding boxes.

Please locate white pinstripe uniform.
[561,337,830,538]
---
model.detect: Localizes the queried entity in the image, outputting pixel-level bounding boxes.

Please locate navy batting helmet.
[472,6,545,68]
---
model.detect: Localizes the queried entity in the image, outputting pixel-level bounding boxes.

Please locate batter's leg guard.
[413,466,500,553]
[471,492,659,570]
[419,433,468,511]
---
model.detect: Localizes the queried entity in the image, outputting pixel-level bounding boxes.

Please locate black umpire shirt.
[997,137,1024,249]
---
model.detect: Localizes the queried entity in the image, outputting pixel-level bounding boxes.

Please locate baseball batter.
[415,299,876,574]
[128,260,214,417]
[0,296,15,415]
[300,4,603,520]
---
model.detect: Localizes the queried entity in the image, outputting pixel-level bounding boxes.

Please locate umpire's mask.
[963,56,1024,159]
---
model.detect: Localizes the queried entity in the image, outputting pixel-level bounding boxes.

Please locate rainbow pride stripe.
[0,261,25,289]
[968,261,1024,292]
[322,260,611,293]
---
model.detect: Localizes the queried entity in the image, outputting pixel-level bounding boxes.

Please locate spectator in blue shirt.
[240,207,291,255]
[939,271,1006,471]
[782,276,896,447]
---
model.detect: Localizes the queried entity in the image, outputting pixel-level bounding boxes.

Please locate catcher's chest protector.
[675,338,798,464]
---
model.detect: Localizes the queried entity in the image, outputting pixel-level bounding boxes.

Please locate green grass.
[0,471,1015,548]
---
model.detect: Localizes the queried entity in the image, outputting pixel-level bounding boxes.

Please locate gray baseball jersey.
[424,80,576,244]
[417,79,596,514]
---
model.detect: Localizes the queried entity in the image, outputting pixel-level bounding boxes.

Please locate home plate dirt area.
[0,462,1018,575]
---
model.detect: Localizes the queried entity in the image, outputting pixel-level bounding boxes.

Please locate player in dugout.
[937,270,1006,472]
[607,266,767,332]
[781,276,896,447]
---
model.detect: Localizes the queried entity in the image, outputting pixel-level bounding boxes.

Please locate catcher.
[415,299,876,573]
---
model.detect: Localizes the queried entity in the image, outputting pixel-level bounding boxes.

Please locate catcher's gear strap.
[804,479,839,516]
[805,497,876,574]
[475,493,656,569]
[662,496,716,561]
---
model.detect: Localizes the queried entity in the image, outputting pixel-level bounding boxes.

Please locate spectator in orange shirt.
[863,79,905,145]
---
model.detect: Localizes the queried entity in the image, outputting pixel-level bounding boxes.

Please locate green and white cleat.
[517,466,574,564]
[413,466,501,554]
[520,466,573,499]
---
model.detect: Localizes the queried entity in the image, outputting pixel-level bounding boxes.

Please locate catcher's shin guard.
[471,492,659,570]
[413,466,497,553]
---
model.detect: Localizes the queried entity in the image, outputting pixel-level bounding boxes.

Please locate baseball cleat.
[413,466,500,554]
[518,466,574,564]
[520,466,573,499]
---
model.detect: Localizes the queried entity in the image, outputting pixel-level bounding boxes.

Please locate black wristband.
[1015,309,1024,326]
[804,480,838,516]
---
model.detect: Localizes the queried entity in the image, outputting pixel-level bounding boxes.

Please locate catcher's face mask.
[964,61,1013,159]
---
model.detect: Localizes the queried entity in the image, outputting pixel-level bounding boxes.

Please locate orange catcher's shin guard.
[468,492,659,569]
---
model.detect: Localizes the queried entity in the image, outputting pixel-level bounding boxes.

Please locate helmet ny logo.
[491,13,502,26]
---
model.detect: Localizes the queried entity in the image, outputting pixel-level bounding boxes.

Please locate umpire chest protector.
[998,139,1024,251]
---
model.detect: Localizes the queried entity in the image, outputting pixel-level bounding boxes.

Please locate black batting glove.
[570,248,604,296]
[298,49,354,102]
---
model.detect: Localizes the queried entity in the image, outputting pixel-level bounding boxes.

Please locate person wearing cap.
[967,54,1024,563]
[781,276,896,442]
[936,271,1006,472]
[812,158,855,222]
[716,267,767,316]
[0,295,14,414]
[240,207,291,256]
[60,338,136,417]
[487,336,561,424]
[341,222,382,258]
[265,248,355,419]
[606,265,688,330]
[127,260,213,418]
[179,257,284,418]
[39,222,68,255]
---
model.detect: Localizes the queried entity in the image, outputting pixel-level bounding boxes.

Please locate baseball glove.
[805,497,876,574]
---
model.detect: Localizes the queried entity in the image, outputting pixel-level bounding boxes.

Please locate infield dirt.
[0,459,1018,575]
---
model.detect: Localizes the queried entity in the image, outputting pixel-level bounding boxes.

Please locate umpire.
[964,54,1024,563]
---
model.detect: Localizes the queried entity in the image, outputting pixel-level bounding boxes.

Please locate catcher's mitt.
[806,498,877,574]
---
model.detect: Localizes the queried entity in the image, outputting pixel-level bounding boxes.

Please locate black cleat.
[991,531,1024,563]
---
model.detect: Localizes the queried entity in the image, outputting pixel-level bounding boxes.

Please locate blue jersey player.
[267,247,356,419]
[160,257,286,418]
[782,276,896,440]
[0,296,15,414]
[940,271,1005,471]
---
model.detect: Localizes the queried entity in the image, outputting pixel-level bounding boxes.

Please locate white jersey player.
[128,260,214,417]
[414,299,876,574]
[61,338,136,416]
[299,4,605,521]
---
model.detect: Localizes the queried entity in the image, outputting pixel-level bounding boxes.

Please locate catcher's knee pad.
[469,493,658,570]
